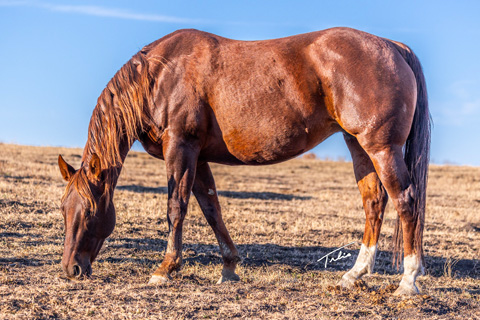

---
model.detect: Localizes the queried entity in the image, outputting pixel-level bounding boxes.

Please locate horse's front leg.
[192,162,241,284]
[148,141,199,284]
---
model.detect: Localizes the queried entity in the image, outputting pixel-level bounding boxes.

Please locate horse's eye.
[85,210,93,218]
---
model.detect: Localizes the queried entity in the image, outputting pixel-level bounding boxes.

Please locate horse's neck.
[82,136,132,193]
[82,59,149,192]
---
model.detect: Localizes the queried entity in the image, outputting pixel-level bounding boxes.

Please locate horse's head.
[57,154,115,279]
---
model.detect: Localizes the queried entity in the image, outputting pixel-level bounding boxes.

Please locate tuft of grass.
[443,257,460,278]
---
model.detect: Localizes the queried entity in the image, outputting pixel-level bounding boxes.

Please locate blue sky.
[1,1,479,165]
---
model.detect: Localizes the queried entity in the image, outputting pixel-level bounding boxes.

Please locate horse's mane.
[63,50,154,210]
[85,51,154,168]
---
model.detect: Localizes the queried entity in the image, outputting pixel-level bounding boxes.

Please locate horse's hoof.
[393,284,419,296]
[216,270,240,284]
[148,274,171,284]
[338,274,355,289]
[338,278,354,290]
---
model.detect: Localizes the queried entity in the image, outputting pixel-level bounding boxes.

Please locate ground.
[0,143,479,319]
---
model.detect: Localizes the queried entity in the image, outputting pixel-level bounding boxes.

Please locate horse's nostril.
[73,264,81,277]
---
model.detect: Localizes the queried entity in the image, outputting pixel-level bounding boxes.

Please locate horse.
[58,27,430,295]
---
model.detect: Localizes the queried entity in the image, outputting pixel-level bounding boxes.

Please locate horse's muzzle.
[64,261,92,279]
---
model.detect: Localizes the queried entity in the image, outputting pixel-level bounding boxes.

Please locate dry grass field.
[0,143,479,319]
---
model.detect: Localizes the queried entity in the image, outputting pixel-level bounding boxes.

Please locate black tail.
[392,43,432,268]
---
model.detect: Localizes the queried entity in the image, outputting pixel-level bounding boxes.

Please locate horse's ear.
[88,154,102,180]
[58,155,76,181]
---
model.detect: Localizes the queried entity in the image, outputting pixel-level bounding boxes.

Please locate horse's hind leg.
[192,162,241,284]
[148,141,199,284]
[360,142,423,295]
[339,134,388,289]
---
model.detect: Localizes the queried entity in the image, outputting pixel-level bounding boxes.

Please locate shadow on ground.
[117,184,311,201]
[93,236,480,280]
[2,229,477,281]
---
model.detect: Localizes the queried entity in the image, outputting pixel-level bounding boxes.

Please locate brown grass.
[1,143,479,319]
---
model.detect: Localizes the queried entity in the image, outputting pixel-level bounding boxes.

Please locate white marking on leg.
[166,233,175,253]
[350,244,377,275]
[394,254,422,295]
[148,274,170,284]
[339,244,377,288]
[208,188,215,195]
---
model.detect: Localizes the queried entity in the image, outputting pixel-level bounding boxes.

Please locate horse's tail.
[391,42,432,268]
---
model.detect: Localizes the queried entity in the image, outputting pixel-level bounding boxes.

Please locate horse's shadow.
[99,236,480,280]
[2,231,478,288]
[116,185,312,201]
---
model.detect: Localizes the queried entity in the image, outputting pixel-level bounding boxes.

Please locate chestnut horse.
[58,27,430,295]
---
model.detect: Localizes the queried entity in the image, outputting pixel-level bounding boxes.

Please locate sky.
[1,0,479,166]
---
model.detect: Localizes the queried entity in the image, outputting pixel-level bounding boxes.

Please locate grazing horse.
[58,27,430,295]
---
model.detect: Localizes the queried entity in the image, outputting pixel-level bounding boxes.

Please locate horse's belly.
[210,91,339,164]
[219,116,337,164]
[224,129,305,164]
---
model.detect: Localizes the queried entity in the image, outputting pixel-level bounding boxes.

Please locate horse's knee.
[167,204,187,225]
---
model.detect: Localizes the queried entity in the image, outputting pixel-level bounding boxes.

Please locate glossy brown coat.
[58,27,430,294]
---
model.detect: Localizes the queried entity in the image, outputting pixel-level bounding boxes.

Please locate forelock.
[61,168,97,212]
